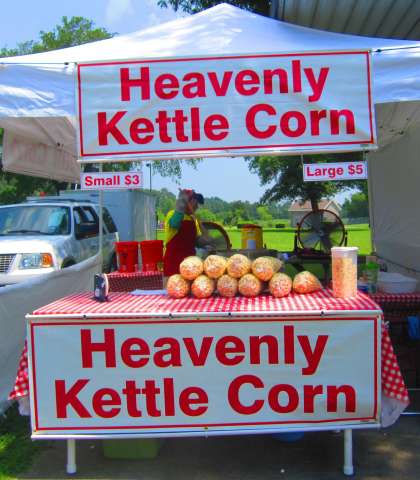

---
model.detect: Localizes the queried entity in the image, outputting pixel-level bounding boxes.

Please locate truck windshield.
[0,205,71,236]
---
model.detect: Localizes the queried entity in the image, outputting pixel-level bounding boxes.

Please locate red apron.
[163,217,197,276]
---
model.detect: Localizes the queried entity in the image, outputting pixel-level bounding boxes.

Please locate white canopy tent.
[1,3,420,275]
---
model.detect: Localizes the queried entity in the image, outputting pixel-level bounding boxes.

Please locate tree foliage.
[246,152,367,210]
[0,17,199,204]
[158,0,269,15]
[341,192,369,219]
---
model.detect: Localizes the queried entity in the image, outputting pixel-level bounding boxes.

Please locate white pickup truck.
[0,199,119,286]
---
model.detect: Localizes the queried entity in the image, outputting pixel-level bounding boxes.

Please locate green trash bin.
[102,438,162,460]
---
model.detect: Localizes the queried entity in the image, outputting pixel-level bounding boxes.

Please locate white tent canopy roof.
[1,2,420,181]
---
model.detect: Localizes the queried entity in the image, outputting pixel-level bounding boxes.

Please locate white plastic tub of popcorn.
[377,272,418,294]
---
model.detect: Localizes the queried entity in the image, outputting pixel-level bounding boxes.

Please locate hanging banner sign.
[80,171,142,190]
[303,161,368,182]
[76,51,376,162]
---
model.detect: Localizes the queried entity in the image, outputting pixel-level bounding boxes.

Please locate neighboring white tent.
[0,3,419,274]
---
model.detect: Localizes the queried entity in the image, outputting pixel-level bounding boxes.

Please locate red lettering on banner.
[249,335,279,365]
[85,175,93,186]
[297,334,328,375]
[92,387,121,418]
[235,69,259,96]
[130,118,154,144]
[280,111,306,137]
[141,380,162,417]
[155,111,172,143]
[305,67,330,102]
[154,337,182,367]
[284,325,295,364]
[173,110,189,142]
[179,387,209,416]
[163,378,176,416]
[182,72,206,98]
[122,380,142,417]
[155,73,179,100]
[268,383,299,413]
[97,111,129,145]
[228,374,264,414]
[246,104,276,139]
[203,115,229,141]
[303,385,324,413]
[292,60,302,93]
[310,110,327,135]
[81,329,116,368]
[191,107,201,141]
[207,71,233,97]
[55,379,91,418]
[330,110,355,135]
[120,338,150,368]
[263,68,289,94]
[215,336,245,366]
[120,67,150,101]
[183,337,213,366]
[327,385,356,412]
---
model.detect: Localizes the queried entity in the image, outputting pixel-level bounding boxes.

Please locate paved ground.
[19,411,420,480]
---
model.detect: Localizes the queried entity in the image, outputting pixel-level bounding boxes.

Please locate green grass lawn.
[159,224,372,255]
[0,404,47,480]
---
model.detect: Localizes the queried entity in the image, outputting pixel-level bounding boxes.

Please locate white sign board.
[303,161,368,182]
[76,51,376,162]
[80,171,142,190]
[28,316,380,436]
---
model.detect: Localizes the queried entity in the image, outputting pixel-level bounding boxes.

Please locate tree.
[158,0,269,15]
[0,17,199,204]
[246,152,366,211]
[341,192,369,219]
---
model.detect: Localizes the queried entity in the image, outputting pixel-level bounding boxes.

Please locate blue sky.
[1,0,353,203]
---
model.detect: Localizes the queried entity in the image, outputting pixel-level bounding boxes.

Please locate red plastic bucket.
[115,241,139,272]
[139,240,164,271]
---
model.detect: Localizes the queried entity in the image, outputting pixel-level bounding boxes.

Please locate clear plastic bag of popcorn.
[179,256,204,280]
[269,273,293,298]
[227,254,251,278]
[331,247,358,298]
[238,273,262,297]
[191,274,215,299]
[293,271,322,294]
[203,255,227,279]
[167,274,190,298]
[217,274,238,298]
[252,257,275,281]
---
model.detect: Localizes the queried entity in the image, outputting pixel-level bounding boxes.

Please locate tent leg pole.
[98,164,104,268]
[366,153,375,254]
[66,439,77,474]
[343,429,354,476]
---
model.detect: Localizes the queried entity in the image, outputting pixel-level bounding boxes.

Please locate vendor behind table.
[163,188,215,277]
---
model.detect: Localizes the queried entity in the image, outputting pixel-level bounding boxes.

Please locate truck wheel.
[62,260,76,268]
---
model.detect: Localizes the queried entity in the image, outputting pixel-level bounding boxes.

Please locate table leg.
[343,429,354,476]
[66,439,77,475]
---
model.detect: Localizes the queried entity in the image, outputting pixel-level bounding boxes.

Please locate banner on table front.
[80,171,142,190]
[303,161,368,181]
[76,51,376,161]
[28,317,380,436]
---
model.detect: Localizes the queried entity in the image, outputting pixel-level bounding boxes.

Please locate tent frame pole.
[365,152,375,254]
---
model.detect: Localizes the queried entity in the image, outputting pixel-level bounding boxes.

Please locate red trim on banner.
[78,51,373,69]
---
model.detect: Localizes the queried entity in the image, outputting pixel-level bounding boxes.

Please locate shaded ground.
[18,414,420,480]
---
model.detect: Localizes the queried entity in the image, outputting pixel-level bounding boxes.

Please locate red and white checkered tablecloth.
[29,288,380,316]
[107,270,163,292]
[9,289,409,415]
[369,292,420,311]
